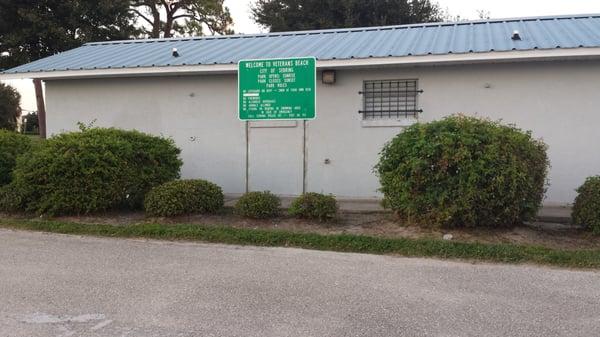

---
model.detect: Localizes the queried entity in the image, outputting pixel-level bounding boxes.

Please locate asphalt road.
[0,229,599,337]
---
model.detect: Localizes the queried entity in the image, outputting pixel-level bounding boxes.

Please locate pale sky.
[7,0,600,111]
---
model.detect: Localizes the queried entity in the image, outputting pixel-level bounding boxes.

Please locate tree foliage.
[21,112,39,135]
[251,0,444,32]
[0,83,21,131]
[0,0,139,70]
[130,0,233,38]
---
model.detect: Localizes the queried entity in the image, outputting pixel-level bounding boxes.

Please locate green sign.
[238,57,316,120]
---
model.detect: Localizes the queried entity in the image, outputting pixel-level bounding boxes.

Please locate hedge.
[289,193,338,221]
[144,179,224,217]
[0,130,32,185]
[6,127,182,215]
[572,176,600,235]
[235,191,280,219]
[376,115,549,228]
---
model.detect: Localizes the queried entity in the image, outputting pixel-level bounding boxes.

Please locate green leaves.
[235,191,281,219]
[0,0,139,70]
[251,0,443,32]
[7,127,182,215]
[0,83,22,131]
[376,115,549,228]
[289,193,338,221]
[144,179,224,217]
[0,130,32,185]
[572,176,600,235]
[130,0,233,38]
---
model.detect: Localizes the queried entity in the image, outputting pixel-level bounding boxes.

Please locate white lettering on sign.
[245,61,265,68]
[271,60,293,67]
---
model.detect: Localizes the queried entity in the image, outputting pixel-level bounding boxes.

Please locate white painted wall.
[45,60,600,205]
[248,121,304,196]
[46,75,246,194]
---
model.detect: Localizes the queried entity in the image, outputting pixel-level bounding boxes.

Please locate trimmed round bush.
[376,115,549,228]
[235,191,280,219]
[289,192,337,221]
[9,127,182,215]
[144,179,224,217]
[0,130,32,185]
[572,176,600,235]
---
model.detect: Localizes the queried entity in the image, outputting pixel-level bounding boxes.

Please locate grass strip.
[1,219,599,269]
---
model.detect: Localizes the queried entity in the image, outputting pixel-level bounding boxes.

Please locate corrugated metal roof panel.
[3,14,600,74]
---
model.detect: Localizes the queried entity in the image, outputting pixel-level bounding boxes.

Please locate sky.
[7,0,600,111]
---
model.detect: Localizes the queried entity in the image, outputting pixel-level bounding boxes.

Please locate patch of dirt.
[43,209,600,251]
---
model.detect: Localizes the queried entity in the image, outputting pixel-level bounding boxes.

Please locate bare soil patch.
[39,208,600,251]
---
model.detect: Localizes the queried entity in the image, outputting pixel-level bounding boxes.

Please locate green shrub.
[376,115,549,228]
[0,185,26,213]
[289,192,338,221]
[235,191,280,219]
[572,176,600,235]
[144,179,224,217]
[9,127,182,215]
[0,130,32,185]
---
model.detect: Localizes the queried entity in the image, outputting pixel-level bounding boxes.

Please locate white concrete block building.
[2,14,600,206]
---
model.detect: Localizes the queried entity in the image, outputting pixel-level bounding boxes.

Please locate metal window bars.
[359,80,423,119]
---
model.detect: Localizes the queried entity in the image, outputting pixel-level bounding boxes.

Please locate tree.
[477,10,491,20]
[0,0,139,70]
[129,0,233,38]
[21,112,39,135]
[251,0,444,32]
[0,83,21,131]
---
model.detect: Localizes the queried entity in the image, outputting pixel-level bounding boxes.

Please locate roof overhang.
[2,47,600,81]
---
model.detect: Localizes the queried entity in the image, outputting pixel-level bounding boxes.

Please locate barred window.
[359,79,422,119]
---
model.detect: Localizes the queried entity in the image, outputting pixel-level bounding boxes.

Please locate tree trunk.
[150,4,161,38]
[164,7,175,38]
[33,79,46,139]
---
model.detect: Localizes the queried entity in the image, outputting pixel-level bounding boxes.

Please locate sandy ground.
[43,209,600,251]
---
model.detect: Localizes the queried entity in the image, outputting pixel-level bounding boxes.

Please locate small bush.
[235,191,280,219]
[9,127,182,215]
[572,176,600,235]
[0,130,32,185]
[144,179,224,217]
[376,115,549,228]
[289,193,337,221]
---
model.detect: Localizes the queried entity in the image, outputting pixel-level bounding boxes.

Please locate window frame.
[359,79,422,121]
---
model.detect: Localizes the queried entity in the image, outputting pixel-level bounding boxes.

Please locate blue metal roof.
[4,14,600,74]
